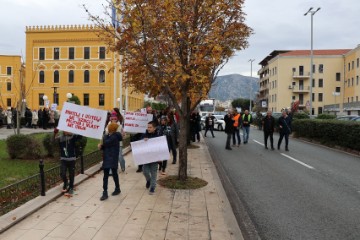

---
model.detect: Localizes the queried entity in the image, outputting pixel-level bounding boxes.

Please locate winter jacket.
[278,116,292,134]
[101,132,122,169]
[262,116,275,133]
[224,114,235,134]
[57,134,82,161]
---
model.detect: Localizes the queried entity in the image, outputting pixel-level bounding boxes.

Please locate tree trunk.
[178,94,188,181]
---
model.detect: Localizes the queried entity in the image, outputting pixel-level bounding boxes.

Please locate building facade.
[343,45,360,115]
[25,25,144,111]
[257,49,359,115]
[0,55,23,109]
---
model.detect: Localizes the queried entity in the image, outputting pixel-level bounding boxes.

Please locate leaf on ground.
[12,217,16,221]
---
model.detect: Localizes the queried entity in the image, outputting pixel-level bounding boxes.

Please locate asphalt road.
[205,127,360,240]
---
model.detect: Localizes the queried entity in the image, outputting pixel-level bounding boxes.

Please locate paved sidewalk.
[0,127,54,140]
[0,137,243,240]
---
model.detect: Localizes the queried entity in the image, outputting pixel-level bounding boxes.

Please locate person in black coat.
[190,111,201,142]
[224,109,235,150]
[262,110,275,150]
[98,122,122,201]
[204,113,215,138]
[277,110,292,151]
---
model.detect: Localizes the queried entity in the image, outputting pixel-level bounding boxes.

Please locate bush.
[292,112,310,119]
[42,133,59,158]
[6,134,42,159]
[316,114,336,120]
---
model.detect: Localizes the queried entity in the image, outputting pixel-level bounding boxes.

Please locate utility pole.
[248,59,255,112]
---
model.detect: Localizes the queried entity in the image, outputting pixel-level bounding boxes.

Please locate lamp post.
[248,59,255,112]
[304,7,321,115]
[66,92,72,102]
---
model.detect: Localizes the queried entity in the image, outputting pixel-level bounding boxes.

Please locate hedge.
[292,119,360,151]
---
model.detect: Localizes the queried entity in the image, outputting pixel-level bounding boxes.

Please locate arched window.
[39,71,45,83]
[54,70,59,83]
[84,70,90,83]
[99,70,105,83]
[68,70,74,83]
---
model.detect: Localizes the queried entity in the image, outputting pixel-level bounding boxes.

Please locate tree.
[68,95,81,105]
[232,98,250,111]
[86,0,252,180]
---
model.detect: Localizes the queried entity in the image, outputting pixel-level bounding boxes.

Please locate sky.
[1,0,360,77]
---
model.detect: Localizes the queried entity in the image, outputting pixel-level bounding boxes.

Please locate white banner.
[131,136,170,165]
[57,102,108,139]
[124,111,153,133]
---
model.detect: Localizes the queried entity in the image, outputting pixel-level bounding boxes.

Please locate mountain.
[208,74,259,101]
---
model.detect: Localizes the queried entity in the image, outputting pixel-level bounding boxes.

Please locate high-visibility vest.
[242,114,251,122]
[233,114,240,127]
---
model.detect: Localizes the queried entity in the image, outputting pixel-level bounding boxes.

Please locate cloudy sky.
[1,0,360,77]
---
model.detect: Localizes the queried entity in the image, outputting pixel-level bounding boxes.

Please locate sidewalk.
[0,127,53,140]
[0,137,243,240]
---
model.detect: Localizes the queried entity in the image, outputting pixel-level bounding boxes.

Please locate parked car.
[336,115,359,121]
[351,116,360,122]
[200,115,225,131]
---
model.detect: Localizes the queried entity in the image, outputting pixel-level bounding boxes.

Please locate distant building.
[25,25,144,111]
[258,48,360,115]
[0,55,23,109]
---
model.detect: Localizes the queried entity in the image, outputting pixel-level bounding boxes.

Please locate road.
[205,127,360,240]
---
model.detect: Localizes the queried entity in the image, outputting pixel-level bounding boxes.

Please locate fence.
[0,136,130,216]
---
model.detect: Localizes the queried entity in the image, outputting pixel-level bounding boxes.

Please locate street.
[205,127,360,240]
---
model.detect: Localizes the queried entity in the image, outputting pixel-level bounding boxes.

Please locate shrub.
[316,114,336,119]
[293,112,310,119]
[6,134,42,159]
[42,133,59,158]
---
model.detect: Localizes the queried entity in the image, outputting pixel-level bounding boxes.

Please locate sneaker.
[146,181,150,189]
[112,189,121,196]
[121,168,125,172]
[149,187,155,195]
[136,168,142,173]
[100,192,108,201]
[67,188,74,195]
[161,171,166,175]
[61,184,68,193]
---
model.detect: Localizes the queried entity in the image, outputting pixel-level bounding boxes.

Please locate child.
[98,122,122,201]
[157,115,177,174]
[54,128,82,195]
[143,121,160,194]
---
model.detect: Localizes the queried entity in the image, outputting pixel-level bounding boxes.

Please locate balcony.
[292,71,310,79]
[290,85,310,93]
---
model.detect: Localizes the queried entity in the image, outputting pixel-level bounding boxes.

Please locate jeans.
[143,162,158,189]
[103,168,120,192]
[264,131,274,148]
[278,132,289,149]
[226,133,232,148]
[168,138,177,163]
[60,160,75,189]
[243,126,250,143]
[204,126,214,137]
[232,128,241,145]
[119,145,125,170]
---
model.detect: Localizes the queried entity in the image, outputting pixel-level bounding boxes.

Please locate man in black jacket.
[224,109,235,150]
[204,113,215,138]
[262,110,275,150]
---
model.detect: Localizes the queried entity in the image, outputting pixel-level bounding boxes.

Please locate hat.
[108,122,119,133]
[110,111,118,121]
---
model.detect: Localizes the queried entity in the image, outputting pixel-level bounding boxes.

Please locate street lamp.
[248,59,255,112]
[304,7,321,115]
[66,92,72,100]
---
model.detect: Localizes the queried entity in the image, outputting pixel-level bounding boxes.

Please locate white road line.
[281,153,315,170]
[253,140,264,146]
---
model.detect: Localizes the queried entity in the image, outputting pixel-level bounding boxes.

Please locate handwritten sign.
[57,102,107,139]
[131,136,170,165]
[124,111,153,133]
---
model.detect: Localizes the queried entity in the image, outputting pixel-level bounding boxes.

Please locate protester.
[224,109,235,150]
[38,108,43,129]
[42,108,49,129]
[190,111,201,142]
[277,110,292,151]
[204,113,215,138]
[31,109,39,128]
[98,122,122,200]
[25,107,32,128]
[262,110,275,150]
[5,107,12,129]
[54,128,82,196]
[242,110,252,144]
[232,109,241,147]
[48,110,55,129]
[142,121,160,194]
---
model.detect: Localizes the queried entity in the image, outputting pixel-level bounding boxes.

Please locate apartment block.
[25,25,144,111]
[257,49,360,115]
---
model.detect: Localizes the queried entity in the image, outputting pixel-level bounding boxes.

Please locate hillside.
[209,74,259,101]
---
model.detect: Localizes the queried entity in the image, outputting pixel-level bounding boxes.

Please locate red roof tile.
[280,49,351,56]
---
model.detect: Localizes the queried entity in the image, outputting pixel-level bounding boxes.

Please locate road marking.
[253,140,264,146]
[281,153,315,170]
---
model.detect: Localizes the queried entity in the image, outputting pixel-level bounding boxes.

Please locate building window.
[356,96,359,102]
[318,93,323,102]
[6,67,12,75]
[312,79,315,88]
[312,64,315,73]
[39,94,44,105]
[84,47,90,59]
[39,48,45,60]
[54,47,60,60]
[39,71,45,83]
[312,93,315,102]
[357,76,359,85]
[7,82,11,91]
[68,70,74,83]
[336,87,341,93]
[357,58,359,68]
[7,98,11,107]
[99,47,106,59]
[352,78,354,86]
[99,94,105,106]
[351,97,354,102]
[348,62,350,71]
[348,79,350,87]
[318,107,323,114]
[299,66,304,75]
[84,70,90,83]
[69,47,75,60]
[318,79,323,88]
[99,70,105,83]
[336,72,341,81]
[54,93,59,105]
[318,64,323,73]
[84,94,89,106]
[54,70,59,83]
[352,61,355,69]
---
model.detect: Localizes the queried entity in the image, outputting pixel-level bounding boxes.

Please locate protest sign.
[124,111,153,133]
[57,102,107,139]
[131,136,170,165]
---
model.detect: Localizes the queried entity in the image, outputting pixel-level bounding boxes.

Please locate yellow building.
[25,25,144,111]
[343,45,360,115]
[0,55,23,109]
[258,49,352,115]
